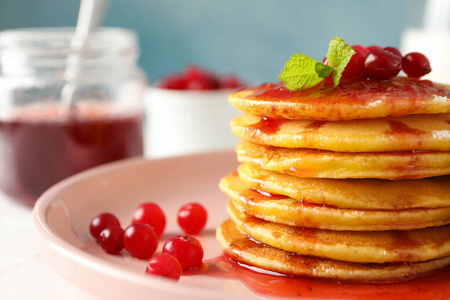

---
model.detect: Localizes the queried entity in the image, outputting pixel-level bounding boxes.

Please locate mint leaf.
[325,37,355,86]
[278,37,354,91]
[277,53,327,91]
[315,62,333,78]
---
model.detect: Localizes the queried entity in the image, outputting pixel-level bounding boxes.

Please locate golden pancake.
[229,77,450,121]
[228,201,450,263]
[230,113,450,152]
[236,141,450,180]
[238,163,450,210]
[219,173,450,231]
[221,74,450,282]
[217,219,450,281]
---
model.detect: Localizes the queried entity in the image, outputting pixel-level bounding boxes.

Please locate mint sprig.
[315,61,333,78]
[277,37,355,91]
[277,54,333,91]
[325,37,356,87]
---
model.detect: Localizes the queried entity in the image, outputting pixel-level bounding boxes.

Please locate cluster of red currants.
[89,202,208,281]
[155,65,244,90]
[328,45,431,80]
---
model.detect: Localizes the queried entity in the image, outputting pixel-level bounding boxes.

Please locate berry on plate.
[145,253,183,281]
[99,226,124,254]
[163,235,204,270]
[124,223,159,259]
[132,202,166,237]
[177,202,208,234]
[89,212,121,240]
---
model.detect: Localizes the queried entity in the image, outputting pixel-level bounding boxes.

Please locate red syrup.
[387,120,427,135]
[387,120,427,137]
[244,118,328,137]
[247,77,450,103]
[247,188,289,200]
[185,254,450,300]
[0,104,143,206]
[245,116,284,135]
[305,120,327,130]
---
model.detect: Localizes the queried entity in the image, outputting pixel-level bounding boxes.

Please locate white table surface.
[0,192,97,299]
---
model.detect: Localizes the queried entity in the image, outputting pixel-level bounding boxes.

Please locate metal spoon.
[61,0,110,113]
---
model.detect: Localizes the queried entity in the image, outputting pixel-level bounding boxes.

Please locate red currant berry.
[342,47,365,79]
[402,52,432,78]
[177,203,208,234]
[145,253,182,281]
[363,48,402,80]
[366,45,381,51]
[351,44,369,54]
[205,73,220,89]
[163,235,204,270]
[124,223,159,259]
[99,226,124,254]
[184,65,205,81]
[187,77,214,90]
[132,202,166,237]
[219,75,242,89]
[90,213,120,240]
[383,46,402,58]
[156,74,187,90]
[155,78,172,89]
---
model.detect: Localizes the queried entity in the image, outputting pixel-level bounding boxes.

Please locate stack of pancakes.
[217,77,450,282]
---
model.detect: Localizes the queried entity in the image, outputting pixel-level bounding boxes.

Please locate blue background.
[0,0,424,84]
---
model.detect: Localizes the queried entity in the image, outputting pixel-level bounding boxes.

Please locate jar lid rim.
[0,27,136,38]
[0,27,138,52]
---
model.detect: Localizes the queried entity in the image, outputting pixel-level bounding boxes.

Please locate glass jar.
[0,28,146,206]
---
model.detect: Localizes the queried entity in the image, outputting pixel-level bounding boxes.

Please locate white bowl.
[144,87,240,158]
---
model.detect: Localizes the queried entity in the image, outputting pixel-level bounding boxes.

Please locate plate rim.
[32,150,259,300]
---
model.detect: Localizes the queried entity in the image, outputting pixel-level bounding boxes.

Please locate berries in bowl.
[146,65,246,158]
[155,65,245,91]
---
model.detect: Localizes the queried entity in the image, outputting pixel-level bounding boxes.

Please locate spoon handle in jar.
[61,0,110,114]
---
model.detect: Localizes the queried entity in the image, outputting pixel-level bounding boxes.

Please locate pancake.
[236,141,450,180]
[220,74,450,281]
[229,77,450,121]
[216,219,450,281]
[228,201,450,263]
[219,173,450,231]
[230,113,450,152]
[238,163,450,210]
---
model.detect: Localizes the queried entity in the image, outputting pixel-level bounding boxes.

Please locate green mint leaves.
[277,54,333,91]
[325,37,356,87]
[315,61,333,78]
[277,37,355,91]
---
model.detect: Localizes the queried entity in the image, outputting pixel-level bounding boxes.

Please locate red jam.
[185,254,450,300]
[387,120,427,136]
[245,117,284,135]
[247,77,450,103]
[247,188,289,200]
[0,105,143,206]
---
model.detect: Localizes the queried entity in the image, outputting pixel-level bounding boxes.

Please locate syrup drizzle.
[305,121,327,130]
[246,186,337,209]
[388,231,421,261]
[387,121,427,136]
[246,77,450,102]
[299,198,338,209]
[247,188,289,200]
[185,254,450,300]
[245,116,284,135]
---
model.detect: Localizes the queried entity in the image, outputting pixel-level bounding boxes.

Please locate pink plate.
[33,150,265,300]
[33,150,450,300]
